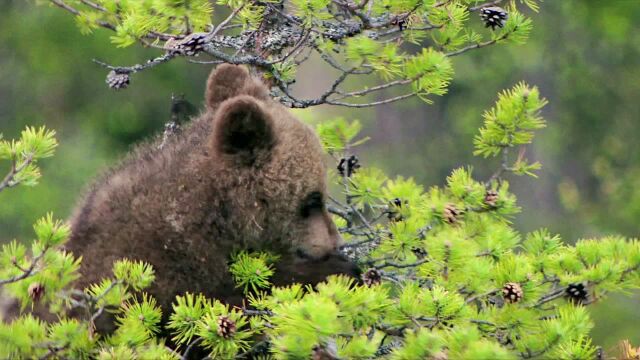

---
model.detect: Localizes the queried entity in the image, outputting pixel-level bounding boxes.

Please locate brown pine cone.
[484,189,499,207]
[502,282,523,304]
[217,315,237,339]
[28,282,45,303]
[443,203,462,224]
[167,33,207,56]
[362,268,382,287]
[106,71,130,90]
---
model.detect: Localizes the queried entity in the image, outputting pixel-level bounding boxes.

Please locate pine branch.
[0,245,49,285]
[0,153,34,193]
[92,54,177,75]
[46,0,526,108]
[469,0,505,12]
[446,33,509,57]
[373,258,429,270]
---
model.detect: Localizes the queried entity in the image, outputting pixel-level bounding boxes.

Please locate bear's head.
[204,65,359,283]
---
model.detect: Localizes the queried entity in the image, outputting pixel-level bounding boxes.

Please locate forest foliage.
[1,82,638,359]
[1,0,639,359]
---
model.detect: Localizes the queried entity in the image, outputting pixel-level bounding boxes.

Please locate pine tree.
[1,1,638,359]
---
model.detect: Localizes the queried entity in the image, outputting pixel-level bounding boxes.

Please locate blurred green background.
[0,0,638,350]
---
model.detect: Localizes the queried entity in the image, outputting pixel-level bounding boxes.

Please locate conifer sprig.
[0,126,57,192]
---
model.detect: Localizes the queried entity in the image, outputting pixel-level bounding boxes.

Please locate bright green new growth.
[112,259,156,291]
[316,118,370,154]
[1,83,638,359]
[0,209,80,313]
[0,126,57,191]
[474,82,547,178]
[229,251,278,294]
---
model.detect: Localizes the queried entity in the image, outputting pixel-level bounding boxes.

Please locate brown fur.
[64,65,358,319]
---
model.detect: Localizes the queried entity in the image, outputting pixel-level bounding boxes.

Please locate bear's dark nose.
[272,250,361,287]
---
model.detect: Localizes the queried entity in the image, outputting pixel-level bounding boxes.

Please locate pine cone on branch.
[484,189,499,207]
[28,282,45,303]
[502,282,523,304]
[106,71,130,90]
[337,155,361,177]
[217,316,237,339]
[443,203,463,224]
[362,268,382,287]
[387,198,405,222]
[166,33,207,56]
[480,7,509,30]
[565,283,588,304]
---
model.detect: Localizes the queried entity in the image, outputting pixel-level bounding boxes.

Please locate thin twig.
[339,237,377,249]
[327,93,416,108]
[374,258,429,270]
[92,53,176,74]
[79,0,107,12]
[532,287,567,308]
[469,0,504,12]
[181,338,203,360]
[206,5,246,41]
[328,205,350,219]
[0,245,50,285]
[49,0,176,40]
[446,32,510,57]
[465,289,499,304]
[0,154,35,193]
[38,344,69,360]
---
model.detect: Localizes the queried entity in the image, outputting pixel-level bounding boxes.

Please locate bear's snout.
[271,250,361,287]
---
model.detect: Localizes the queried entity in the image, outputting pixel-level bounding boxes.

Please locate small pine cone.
[28,282,45,303]
[390,16,407,31]
[484,189,499,207]
[443,203,462,224]
[387,198,405,222]
[440,320,455,329]
[412,247,427,258]
[348,155,360,174]
[170,33,207,56]
[565,283,588,304]
[480,6,508,30]
[337,155,361,177]
[106,70,130,90]
[362,268,382,287]
[216,316,236,339]
[502,282,523,304]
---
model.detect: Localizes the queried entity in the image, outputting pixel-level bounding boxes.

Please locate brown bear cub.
[66,64,359,319]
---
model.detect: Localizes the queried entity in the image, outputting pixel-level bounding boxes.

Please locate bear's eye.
[300,191,324,218]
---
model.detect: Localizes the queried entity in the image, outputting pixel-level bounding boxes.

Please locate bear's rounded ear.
[205,64,269,111]
[205,64,251,110]
[211,95,276,166]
